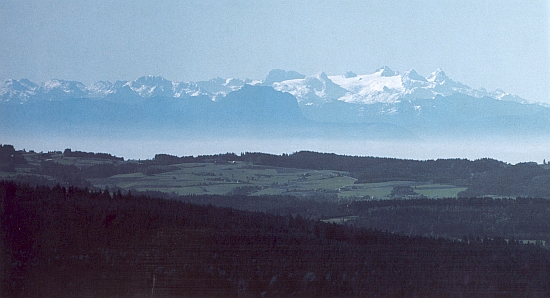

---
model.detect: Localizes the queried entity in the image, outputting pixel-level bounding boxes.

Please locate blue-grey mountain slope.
[0,82,414,141]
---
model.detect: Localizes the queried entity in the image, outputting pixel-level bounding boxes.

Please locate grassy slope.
[87,161,465,199]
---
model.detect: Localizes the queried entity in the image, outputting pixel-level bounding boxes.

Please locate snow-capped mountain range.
[273,67,527,105]
[0,66,529,105]
[0,76,256,103]
[4,66,550,142]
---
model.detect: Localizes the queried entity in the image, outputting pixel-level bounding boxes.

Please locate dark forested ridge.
[239,151,506,184]
[3,181,550,297]
[151,150,507,183]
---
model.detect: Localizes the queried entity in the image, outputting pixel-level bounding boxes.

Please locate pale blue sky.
[1,0,549,103]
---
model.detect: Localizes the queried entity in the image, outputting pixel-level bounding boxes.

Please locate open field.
[88,161,467,199]
[337,181,467,199]
[90,162,355,197]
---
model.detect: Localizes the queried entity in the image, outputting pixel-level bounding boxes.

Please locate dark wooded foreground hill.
[2,181,550,297]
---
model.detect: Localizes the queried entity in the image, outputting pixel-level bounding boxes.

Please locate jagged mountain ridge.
[0,67,529,105]
[2,67,550,141]
[0,81,416,142]
[272,66,528,105]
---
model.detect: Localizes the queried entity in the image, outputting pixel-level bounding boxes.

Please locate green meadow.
[89,161,466,199]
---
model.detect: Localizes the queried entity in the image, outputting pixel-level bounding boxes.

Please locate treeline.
[63,148,124,161]
[346,197,550,241]
[154,150,507,183]
[20,160,173,186]
[3,181,550,297]
[243,152,506,183]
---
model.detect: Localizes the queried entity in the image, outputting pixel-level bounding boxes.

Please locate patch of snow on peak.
[272,67,530,106]
[402,69,427,82]
[428,68,448,83]
[42,79,62,90]
[272,72,347,104]
[489,89,529,103]
[328,69,404,104]
[263,69,305,85]
[223,78,246,91]
[41,79,87,97]
[129,76,174,97]
[87,81,115,97]
[1,79,39,103]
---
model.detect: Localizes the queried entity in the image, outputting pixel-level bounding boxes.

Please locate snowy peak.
[401,69,428,88]
[428,68,449,84]
[129,75,174,98]
[376,66,399,77]
[402,69,427,82]
[272,67,528,105]
[4,78,38,92]
[489,89,529,104]
[0,79,39,102]
[273,72,348,105]
[326,70,403,104]
[263,69,305,85]
[133,75,170,86]
[87,81,115,97]
[41,79,82,91]
[303,72,333,86]
[225,78,248,89]
[3,78,90,101]
[41,79,87,98]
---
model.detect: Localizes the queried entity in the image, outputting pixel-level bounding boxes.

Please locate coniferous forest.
[2,181,550,297]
